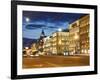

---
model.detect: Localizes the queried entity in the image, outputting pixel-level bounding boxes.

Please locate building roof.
[62,29,69,32]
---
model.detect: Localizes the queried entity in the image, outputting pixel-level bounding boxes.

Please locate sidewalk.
[73,53,89,56]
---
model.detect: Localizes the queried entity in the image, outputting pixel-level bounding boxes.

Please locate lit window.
[81,49,84,53]
[84,50,87,53]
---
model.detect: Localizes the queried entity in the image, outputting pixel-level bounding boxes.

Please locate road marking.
[32,64,43,67]
[45,61,61,67]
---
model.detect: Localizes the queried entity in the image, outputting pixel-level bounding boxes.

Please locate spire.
[42,29,44,34]
[40,29,45,37]
[37,29,45,52]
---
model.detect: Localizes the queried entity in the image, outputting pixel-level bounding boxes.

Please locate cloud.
[25,22,58,30]
[26,24,45,29]
[48,26,57,28]
[24,20,69,31]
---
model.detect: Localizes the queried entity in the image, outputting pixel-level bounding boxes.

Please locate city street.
[23,55,89,69]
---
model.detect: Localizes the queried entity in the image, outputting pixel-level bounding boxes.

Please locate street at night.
[22,11,90,69]
[23,55,89,69]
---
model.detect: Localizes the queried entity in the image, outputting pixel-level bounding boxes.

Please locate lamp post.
[74,33,79,55]
[57,28,62,55]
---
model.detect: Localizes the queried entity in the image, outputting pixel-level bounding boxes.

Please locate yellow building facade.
[43,15,90,56]
[69,21,80,55]
[52,31,69,55]
[43,31,69,55]
[79,15,90,54]
[43,37,52,55]
[69,14,90,55]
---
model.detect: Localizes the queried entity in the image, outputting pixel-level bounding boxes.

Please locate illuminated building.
[69,14,90,55]
[40,15,90,55]
[31,43,37,55]
[43,36,52,55]
[69,20,80,55]
[43,30,69,55]
[79,15,90,54]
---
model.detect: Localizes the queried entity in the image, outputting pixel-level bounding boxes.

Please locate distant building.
[31,43,37,54]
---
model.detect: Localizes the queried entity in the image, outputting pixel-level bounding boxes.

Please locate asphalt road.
[22,55,89,69]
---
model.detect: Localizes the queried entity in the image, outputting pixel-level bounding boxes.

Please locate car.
[63,51,69,56]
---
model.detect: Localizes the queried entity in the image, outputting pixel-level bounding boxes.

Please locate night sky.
[22,11,87,39]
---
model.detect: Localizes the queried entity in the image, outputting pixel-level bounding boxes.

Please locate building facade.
[43,31,69,55]
[69,20,80,55]
[43,15,90,56]
[79,15,90,54]
[55,31,69,55]
[43,36,52,55]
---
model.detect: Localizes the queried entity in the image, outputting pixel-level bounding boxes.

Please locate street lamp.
[58,28,62,44]
[74,33,79,55]
[25,47,29,50]
[57,28,62,55]
[58,28,62,32]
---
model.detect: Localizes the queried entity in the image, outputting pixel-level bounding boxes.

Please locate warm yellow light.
[81,49,83,53]
[25,47,29,49]
[84,50,87,53]
[88,50,90,53]
[74,34,79,40]
[59,40,61,44]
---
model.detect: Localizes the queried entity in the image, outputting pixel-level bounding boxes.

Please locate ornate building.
[37,30,46,52]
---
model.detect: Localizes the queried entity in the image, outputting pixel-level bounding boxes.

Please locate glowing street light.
[58,28,62,32]
[58,28,62,45]
[59,40,61,45]
[57,28,62,55]
[25,47,29,50]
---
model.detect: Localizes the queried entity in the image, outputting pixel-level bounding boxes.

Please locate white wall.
[0,0,99,80]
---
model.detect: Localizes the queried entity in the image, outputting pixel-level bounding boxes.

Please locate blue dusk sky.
[22,11,87,39]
